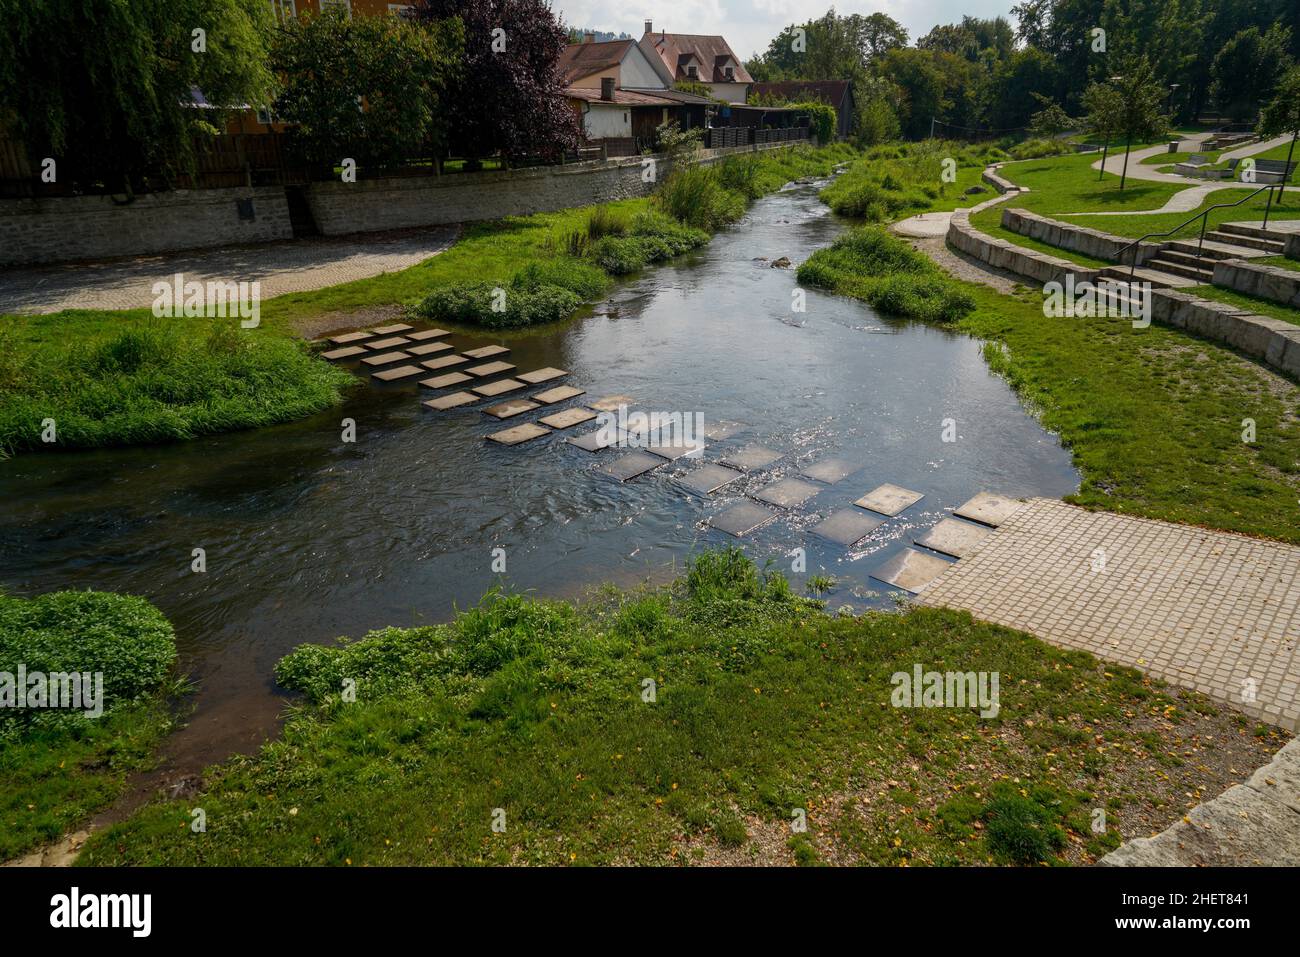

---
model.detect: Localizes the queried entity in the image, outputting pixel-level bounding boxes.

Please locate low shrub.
[510,259,609,299]
[414,281,581,329]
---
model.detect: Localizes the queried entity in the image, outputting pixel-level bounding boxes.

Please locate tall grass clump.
[797,226,975,323]
[654,165,746,231]
[0,317,355,456]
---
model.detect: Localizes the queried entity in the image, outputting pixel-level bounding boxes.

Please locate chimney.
[583,31,595,44]
[644,20,652,35]
[601,77,615,101]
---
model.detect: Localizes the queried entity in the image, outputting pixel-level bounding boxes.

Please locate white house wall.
[581,103,632,138]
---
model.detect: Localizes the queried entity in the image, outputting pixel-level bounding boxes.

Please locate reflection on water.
[0,179,1079,769]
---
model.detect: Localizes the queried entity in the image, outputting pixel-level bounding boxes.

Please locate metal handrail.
[1115,184,1274,283]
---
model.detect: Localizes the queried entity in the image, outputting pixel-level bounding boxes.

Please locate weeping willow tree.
[0,0,276,192]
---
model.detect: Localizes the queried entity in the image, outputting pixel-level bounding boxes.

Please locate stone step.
[1156,249,1214,270]
[1145,258,1214,282]
[1219,221,1297,243]
[1164,238,1265,261]
[1204,229,1284,254]
[1098,266,1187,288]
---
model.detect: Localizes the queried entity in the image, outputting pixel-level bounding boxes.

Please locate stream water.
[0,178,1080,774]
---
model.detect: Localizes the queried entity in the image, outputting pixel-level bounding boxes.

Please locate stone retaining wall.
[0,186,292,267]
[1212,258,1300,308]
[948,208,1103,287]
[0,142,801,267]
[1285,233,1300,260]
[1000,207,1162,265]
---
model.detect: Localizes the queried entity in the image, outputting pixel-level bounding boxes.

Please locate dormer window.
[724,66,734,80]
[687,65,698,79]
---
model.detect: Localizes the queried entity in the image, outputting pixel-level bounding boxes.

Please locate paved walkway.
[0,226,459,315]
[920,498,1300,732]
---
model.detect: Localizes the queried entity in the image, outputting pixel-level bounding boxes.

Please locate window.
[256,106,273,125]
[687,65,698,79]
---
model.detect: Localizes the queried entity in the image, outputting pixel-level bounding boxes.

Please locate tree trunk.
[1119,132,1132,191]
[1098,134,1110,182]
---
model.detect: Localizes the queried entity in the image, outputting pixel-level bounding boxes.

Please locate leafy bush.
[787,101,837,144]
[1007,137,1074,160]
[590,235,676,274]
[797,226,975,323]
[414,281,580,329]
[629,211,710,253]
[0,591,177,742]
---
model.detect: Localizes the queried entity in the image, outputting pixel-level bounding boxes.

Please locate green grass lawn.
[75,550,1285,867]
[1259,255,1300,272]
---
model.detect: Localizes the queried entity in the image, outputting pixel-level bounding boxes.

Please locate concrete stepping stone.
[366,336,411,350]
[855,483,924,517]
[328,331,374,345]
[811,509,884,546]
[420,371,472,389]
[406,328,449,341]
[589,394,634,412]
[473,378,526,398]
[676,462,743,495]
[484,398,540,419]
[487,422,551,446]
[954,492,1023,527]
[533,385,585,405]
[467,360,516,378]
[567,429,622,453]
[703,420,746,441]
[539,407,597,430]
[914,518,990,559]
[518,367,568,385]
[801,457,858,485]
[424,391,478,411]
[869,547,951,593]
[421,353,468,370]
[709,502,777,537]
[371,364,425,382]
[720,444,782,472]
[647,441,703,461]
[601,451,664,481]
[408,341,454,357]
[371,323,413,335]
[463,345,509,360]
[361,351,412,367]
[753,477,821,509]
[321,345,368,360]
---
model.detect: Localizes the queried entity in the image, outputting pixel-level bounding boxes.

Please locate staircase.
[1099,225,1288,288]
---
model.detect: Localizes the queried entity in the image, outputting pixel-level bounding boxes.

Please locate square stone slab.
[533,385,585,405]
[753,477,821,509]
[954,492,1023,527]
[322,345,367,360]
[914,518,991,558]
[422,353,468,371]
[518,367,568,385]
[854,483,924,517]
[408,341,454,357]
[467,360,516,378]
[424,391,478,411]
[361,351,412,367]
[801,457,858,485]
[371,364,425,382]
[567,429,622,453]
[406,328,449,341]
[811,509,884,546]
[870,547,952,593]
[602,451,664,482]
[328,331,374,345]
[720,444,782,472]
[472,378,526,398]
[487,422,550,446]
[647,441,704,461]
[463,345,509,360]
[371,323,413,335]
[421,372,472,389]
[484,399,540,419]
[589,394,634,413]
[366,336,411,350]
[539,407,597,430]
[703,420,746,441]
[677,463,743,495]
[709,502,777,537]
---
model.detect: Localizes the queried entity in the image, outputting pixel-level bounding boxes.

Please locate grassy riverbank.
[77,549,1282,867]
[0,143,853,457]
[0,591,180,860]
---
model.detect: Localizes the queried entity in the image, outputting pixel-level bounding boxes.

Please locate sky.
[553,0,1020,61]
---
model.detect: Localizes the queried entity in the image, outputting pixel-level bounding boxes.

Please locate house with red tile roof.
[637,20,752,104]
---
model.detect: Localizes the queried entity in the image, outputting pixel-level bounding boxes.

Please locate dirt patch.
[294,303,409,341]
